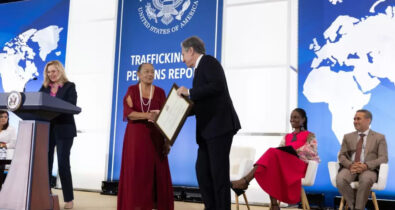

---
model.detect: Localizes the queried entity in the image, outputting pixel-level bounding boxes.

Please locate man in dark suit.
[177,36,241,210]
[336,109,388,210]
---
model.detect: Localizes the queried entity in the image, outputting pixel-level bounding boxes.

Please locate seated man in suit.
[336,109,388,210]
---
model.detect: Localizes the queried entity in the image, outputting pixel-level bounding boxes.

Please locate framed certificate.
[154,83,193,145]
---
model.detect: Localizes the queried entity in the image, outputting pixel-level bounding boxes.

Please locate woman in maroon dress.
[231,108,320,210]
[117,63,173,210]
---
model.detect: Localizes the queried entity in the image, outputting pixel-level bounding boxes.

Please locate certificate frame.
[154,83,193,145]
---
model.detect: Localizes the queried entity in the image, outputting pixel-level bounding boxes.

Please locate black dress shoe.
[230,182,245,196]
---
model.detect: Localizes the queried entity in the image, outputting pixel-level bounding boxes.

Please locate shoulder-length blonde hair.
[43,60,69,88]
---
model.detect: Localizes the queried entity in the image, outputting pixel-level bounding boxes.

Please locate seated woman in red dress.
[231,108,320,210]
[117,63,174,210]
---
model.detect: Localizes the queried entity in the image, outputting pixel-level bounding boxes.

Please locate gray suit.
[336,130,388,210]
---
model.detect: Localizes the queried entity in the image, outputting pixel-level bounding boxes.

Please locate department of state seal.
[138,0,199,34]
[7,91,22,111]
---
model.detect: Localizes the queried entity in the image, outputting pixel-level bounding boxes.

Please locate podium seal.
[7,91,22,111]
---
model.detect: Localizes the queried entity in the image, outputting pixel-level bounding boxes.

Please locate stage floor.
[53,189,300,210]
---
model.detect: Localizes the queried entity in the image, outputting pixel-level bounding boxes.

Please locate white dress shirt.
[0,126,17,149]
[188,54,204,96]
[195,54,203,69]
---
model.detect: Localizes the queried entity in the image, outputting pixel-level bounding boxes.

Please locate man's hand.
[350,162,368,174]
[176,86,189,97]
[350,163,358,174]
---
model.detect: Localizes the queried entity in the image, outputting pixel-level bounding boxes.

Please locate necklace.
[291,132,298,142]
[291,130,301,142]
[139,83,153,113]
[291,128,305,142]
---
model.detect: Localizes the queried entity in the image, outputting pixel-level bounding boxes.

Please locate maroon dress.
[117,84,174,210]
[254,131,310,204]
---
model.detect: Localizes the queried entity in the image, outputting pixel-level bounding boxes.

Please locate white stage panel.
[69,0,117,22]
[226,67,289,133]
[223,1,288,68]
[65,0,117,190]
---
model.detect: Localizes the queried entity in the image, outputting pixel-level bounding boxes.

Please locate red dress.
[254,131,310,204]
[117,84,174,210]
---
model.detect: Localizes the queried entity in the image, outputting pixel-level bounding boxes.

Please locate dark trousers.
[0,164,5,190]
[196,132,233,210]
[48,132,74,202]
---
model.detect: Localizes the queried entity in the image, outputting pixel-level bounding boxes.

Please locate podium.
[0,92,81,210]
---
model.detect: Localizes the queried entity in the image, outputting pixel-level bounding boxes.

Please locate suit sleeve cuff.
[188,89,191,98]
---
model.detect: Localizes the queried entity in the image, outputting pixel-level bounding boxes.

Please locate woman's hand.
[0,142,7,149]
[147,110,160,122]
[162,140,171,156]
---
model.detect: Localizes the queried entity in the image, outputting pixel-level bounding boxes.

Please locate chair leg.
[235,194,239,210]
[301,188,310,210]
[372,191,379,210]
[339,196,344,210]
[242,193,250,210]
[302,198,306,210]
[301,190,306,210]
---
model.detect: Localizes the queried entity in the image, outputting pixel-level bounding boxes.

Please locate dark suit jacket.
[338,129,388,171]
[189,55,241,140]
[40,81,77,139]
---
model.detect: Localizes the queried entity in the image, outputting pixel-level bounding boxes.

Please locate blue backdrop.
[0,0,70,93]
[108,0,223,186]
[299,0,395,205]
